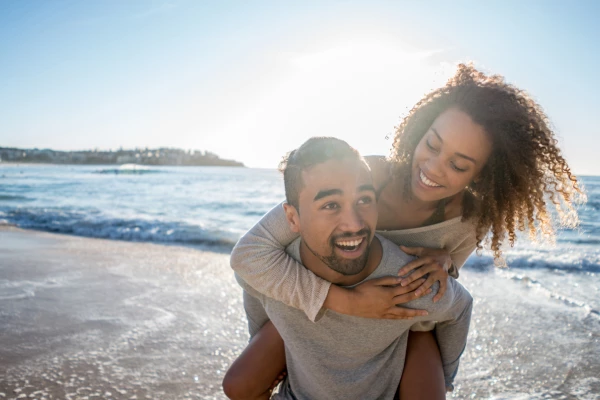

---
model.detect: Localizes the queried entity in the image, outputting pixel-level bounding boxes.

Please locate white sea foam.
[0,164,284,250]
[0,287,35,301]
[94,164,162,174]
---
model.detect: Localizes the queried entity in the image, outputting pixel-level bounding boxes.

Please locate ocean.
[0,164,284,250]
[1,164,599,398]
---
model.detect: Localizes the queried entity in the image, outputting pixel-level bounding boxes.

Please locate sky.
[1,0,599,173]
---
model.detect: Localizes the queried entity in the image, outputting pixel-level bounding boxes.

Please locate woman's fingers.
[414,273,437,296]
[432,276,447,303]
[392,288,433,306]
[383,314,414,320]
[369,275,403,287]
[383,305,429,319]
[397,257,430,277]
[400,263,438,286]
[399,245,425,257]
[393,278,426,296]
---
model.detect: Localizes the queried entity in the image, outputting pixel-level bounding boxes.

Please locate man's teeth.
[420,171,442,187]
[336,238,363,248]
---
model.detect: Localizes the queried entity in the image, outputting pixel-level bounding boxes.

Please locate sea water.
[0,164,284,249]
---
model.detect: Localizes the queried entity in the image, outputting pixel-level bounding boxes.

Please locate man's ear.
[282,203,301,233]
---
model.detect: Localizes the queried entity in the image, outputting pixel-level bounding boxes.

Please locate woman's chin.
[411,180,447,202]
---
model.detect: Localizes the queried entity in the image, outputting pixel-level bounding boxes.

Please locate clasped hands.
[339,246,452,320]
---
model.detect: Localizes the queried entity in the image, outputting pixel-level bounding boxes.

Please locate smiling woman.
[390,64,583,259]
[411,108,492,200]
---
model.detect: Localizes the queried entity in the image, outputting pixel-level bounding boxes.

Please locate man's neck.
[299,236,383,286]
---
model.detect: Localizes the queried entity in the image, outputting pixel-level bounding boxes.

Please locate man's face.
[286,158,378,276]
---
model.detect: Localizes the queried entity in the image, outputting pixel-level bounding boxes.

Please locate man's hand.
[397,246,452,303]
[327,276,431,319]
[268,369,287,396]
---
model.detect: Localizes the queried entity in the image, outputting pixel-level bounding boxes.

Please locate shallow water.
[0,164,284,247]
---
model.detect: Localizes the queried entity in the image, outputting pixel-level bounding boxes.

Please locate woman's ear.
[282,203,301,233]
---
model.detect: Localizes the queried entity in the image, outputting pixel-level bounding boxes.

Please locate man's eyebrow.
[314,189,343,202]
[358,184,376,193]
[431,127,477,164]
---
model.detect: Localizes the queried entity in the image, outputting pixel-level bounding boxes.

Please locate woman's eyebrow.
[456,152,476,163]
[431,127,477,164]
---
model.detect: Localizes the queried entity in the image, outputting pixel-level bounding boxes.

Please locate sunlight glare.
[221,39,455,168]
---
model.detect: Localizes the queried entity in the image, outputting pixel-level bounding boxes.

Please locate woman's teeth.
[419,170,442,188]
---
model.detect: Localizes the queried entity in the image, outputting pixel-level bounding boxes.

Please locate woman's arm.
[230,202,331,322]
[447,227,478,272]
[231,202,430,321]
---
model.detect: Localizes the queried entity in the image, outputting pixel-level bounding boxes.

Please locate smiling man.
[230,137,473,399]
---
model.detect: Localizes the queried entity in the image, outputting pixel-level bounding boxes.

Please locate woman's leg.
[222,321,287,400]
[398,331,446,400]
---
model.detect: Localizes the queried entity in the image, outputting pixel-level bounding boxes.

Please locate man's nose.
[339,205,365,233]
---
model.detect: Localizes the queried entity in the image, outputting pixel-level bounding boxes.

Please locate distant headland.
[0,147,244,167]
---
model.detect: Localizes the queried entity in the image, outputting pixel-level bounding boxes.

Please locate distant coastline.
[0,147,244,167]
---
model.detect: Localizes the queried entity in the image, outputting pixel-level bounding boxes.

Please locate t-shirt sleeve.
[243,290,270,339]
[230,202,332,322]
[447,221,478,277]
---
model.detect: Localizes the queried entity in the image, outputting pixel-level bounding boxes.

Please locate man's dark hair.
[278,137,368,210]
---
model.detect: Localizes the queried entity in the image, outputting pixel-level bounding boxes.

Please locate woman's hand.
[325,277,431,320]
[397,246,452,303]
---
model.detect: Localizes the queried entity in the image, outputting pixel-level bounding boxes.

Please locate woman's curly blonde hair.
[391,63,585,261]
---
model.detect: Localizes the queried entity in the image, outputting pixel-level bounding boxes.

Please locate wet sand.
[0,227,247,400]
[1,227,599,399]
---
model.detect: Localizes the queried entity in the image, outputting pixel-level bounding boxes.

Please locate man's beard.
[307,229,372,276]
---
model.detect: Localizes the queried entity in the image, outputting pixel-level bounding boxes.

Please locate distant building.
[0,147,244,167]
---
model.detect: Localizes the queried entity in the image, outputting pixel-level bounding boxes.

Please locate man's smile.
[334,237,365,251]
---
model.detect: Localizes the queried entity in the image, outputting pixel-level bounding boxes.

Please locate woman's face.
[410,107,493,203]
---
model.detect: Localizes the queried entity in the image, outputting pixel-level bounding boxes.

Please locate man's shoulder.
[284,237,302,262]
[235,272,265,301]
[370,234,415,278]
[376,234,415,263]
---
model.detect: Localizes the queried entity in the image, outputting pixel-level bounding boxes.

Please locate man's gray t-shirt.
[239,234,473,400]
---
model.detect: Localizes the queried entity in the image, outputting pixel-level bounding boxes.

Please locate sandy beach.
[0,227,247,400]
[1,226,599,399]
